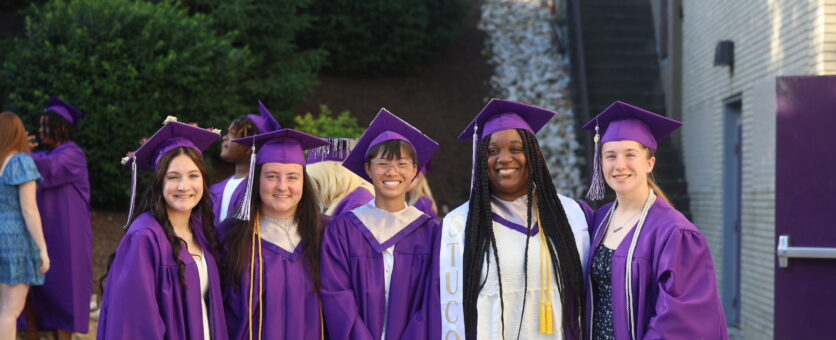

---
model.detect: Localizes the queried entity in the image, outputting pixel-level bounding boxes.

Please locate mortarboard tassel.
[586,123,606,201]
[469,124,479,197]
[538,214,554,335]
[235,144,257,221]
[123,156,138,229]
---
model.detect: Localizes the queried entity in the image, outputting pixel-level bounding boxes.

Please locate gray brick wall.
[679,0,830,338]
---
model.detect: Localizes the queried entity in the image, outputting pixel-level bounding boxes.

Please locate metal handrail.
[777,235,836,268]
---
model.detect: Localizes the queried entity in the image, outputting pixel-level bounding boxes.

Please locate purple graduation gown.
[584,198,728,340]
[320,211,441,340]
[97,213,228,340]
[219,224,322,340]
[330,187,374,218]
[210,176,247,226]
[412,196,437,220]
[25,142,92,333]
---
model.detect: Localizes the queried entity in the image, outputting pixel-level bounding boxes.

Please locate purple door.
[775,75,836,338]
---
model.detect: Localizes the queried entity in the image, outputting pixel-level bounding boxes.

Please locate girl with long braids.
[98,119,227,339]
[581,102,727,339]
[219,129,329,340]
[22,97,92,340]
[439,99,592,340]
[211,100,282,226]
[320,109,441,339]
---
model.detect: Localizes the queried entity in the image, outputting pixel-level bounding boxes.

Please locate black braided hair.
[100,147,221,293]
[40,112,73,146]
[462,129,584,340]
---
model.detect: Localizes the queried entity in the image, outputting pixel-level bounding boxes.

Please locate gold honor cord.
[538,214,554,335]
[248,213,265,340]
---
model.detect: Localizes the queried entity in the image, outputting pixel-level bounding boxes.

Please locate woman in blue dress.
[0,112,50,339]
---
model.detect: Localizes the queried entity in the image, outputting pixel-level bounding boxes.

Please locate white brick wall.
[680,0,832,338]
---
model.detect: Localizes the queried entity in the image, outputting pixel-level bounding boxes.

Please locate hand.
[27,134,38,152]
[39,249,50,274]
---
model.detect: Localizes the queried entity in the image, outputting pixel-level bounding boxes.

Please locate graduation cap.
[44,97,83,127]
[246,100,282,134]
[121,117,222,227]
[582,101,682,200]
[231,129,330,220]
[306,137,358,164]
[342,108,439,183]
[457,98,556,141]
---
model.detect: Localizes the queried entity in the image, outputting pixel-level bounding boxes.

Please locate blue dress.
[0,153,45,285]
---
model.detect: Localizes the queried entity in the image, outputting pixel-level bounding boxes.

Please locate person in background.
[211,100,282,225]
[582,101,727,340]
[21,97,92,340]
[305,138,374,217]
[220,129,329,340]
[97,118,227,339]
[406,166,437,219]
[0,112,49,340]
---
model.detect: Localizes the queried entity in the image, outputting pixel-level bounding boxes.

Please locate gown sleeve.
[319,218,376,340]
[644,229,728,340]
[31,147,85,189]
[98,229,165,339]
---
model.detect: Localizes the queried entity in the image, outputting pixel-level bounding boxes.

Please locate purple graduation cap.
[582,101,682,200]
[121,118,222,227]
[44,97,84,127]
[306,138,358,164]
[247,100,282,134]
[342,108,439,183]
[231,129,330,220]
[457,99,556,194]
[457,98,556,141]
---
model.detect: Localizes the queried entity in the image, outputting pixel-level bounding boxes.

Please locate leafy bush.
[293,105,364,138]
[1,0,255,208]
[174,0,326,125]
[301,0,467,74]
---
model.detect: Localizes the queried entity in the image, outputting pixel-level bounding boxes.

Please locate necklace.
[611,209,641,233]
[262,215,297,249]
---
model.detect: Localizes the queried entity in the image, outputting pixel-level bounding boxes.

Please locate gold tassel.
[539,214,554,335]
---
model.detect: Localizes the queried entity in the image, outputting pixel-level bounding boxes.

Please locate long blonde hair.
[407,173,437,214]
[643,147,672,207]
[305,161,375,216]
[0,112,31,163]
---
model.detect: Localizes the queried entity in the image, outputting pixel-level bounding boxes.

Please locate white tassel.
[469,125,479,198]
[235,145,257,221]
[123,157,138,229]
[586,124,605,201]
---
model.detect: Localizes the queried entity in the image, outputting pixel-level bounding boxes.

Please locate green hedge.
[173,0,326,125]
[1,0,255,208]
[301,0,466,74]
[293,105,364,138]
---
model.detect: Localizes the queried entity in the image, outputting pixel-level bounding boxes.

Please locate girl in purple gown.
[211,101,282,225]
[22,97,92,340]
[220,129,329,340]
[582,102,727,339]
[320,109,441,340]
[98,119,227,340]
[406,169,437,219]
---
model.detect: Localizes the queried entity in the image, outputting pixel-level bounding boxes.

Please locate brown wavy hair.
[0,112,31,162]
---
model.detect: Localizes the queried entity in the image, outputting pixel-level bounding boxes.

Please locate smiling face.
[486,129,529,201]
[601,140,655,196]
[163,153,204,215]
[364,142,418,204]
[259,162,304,219]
